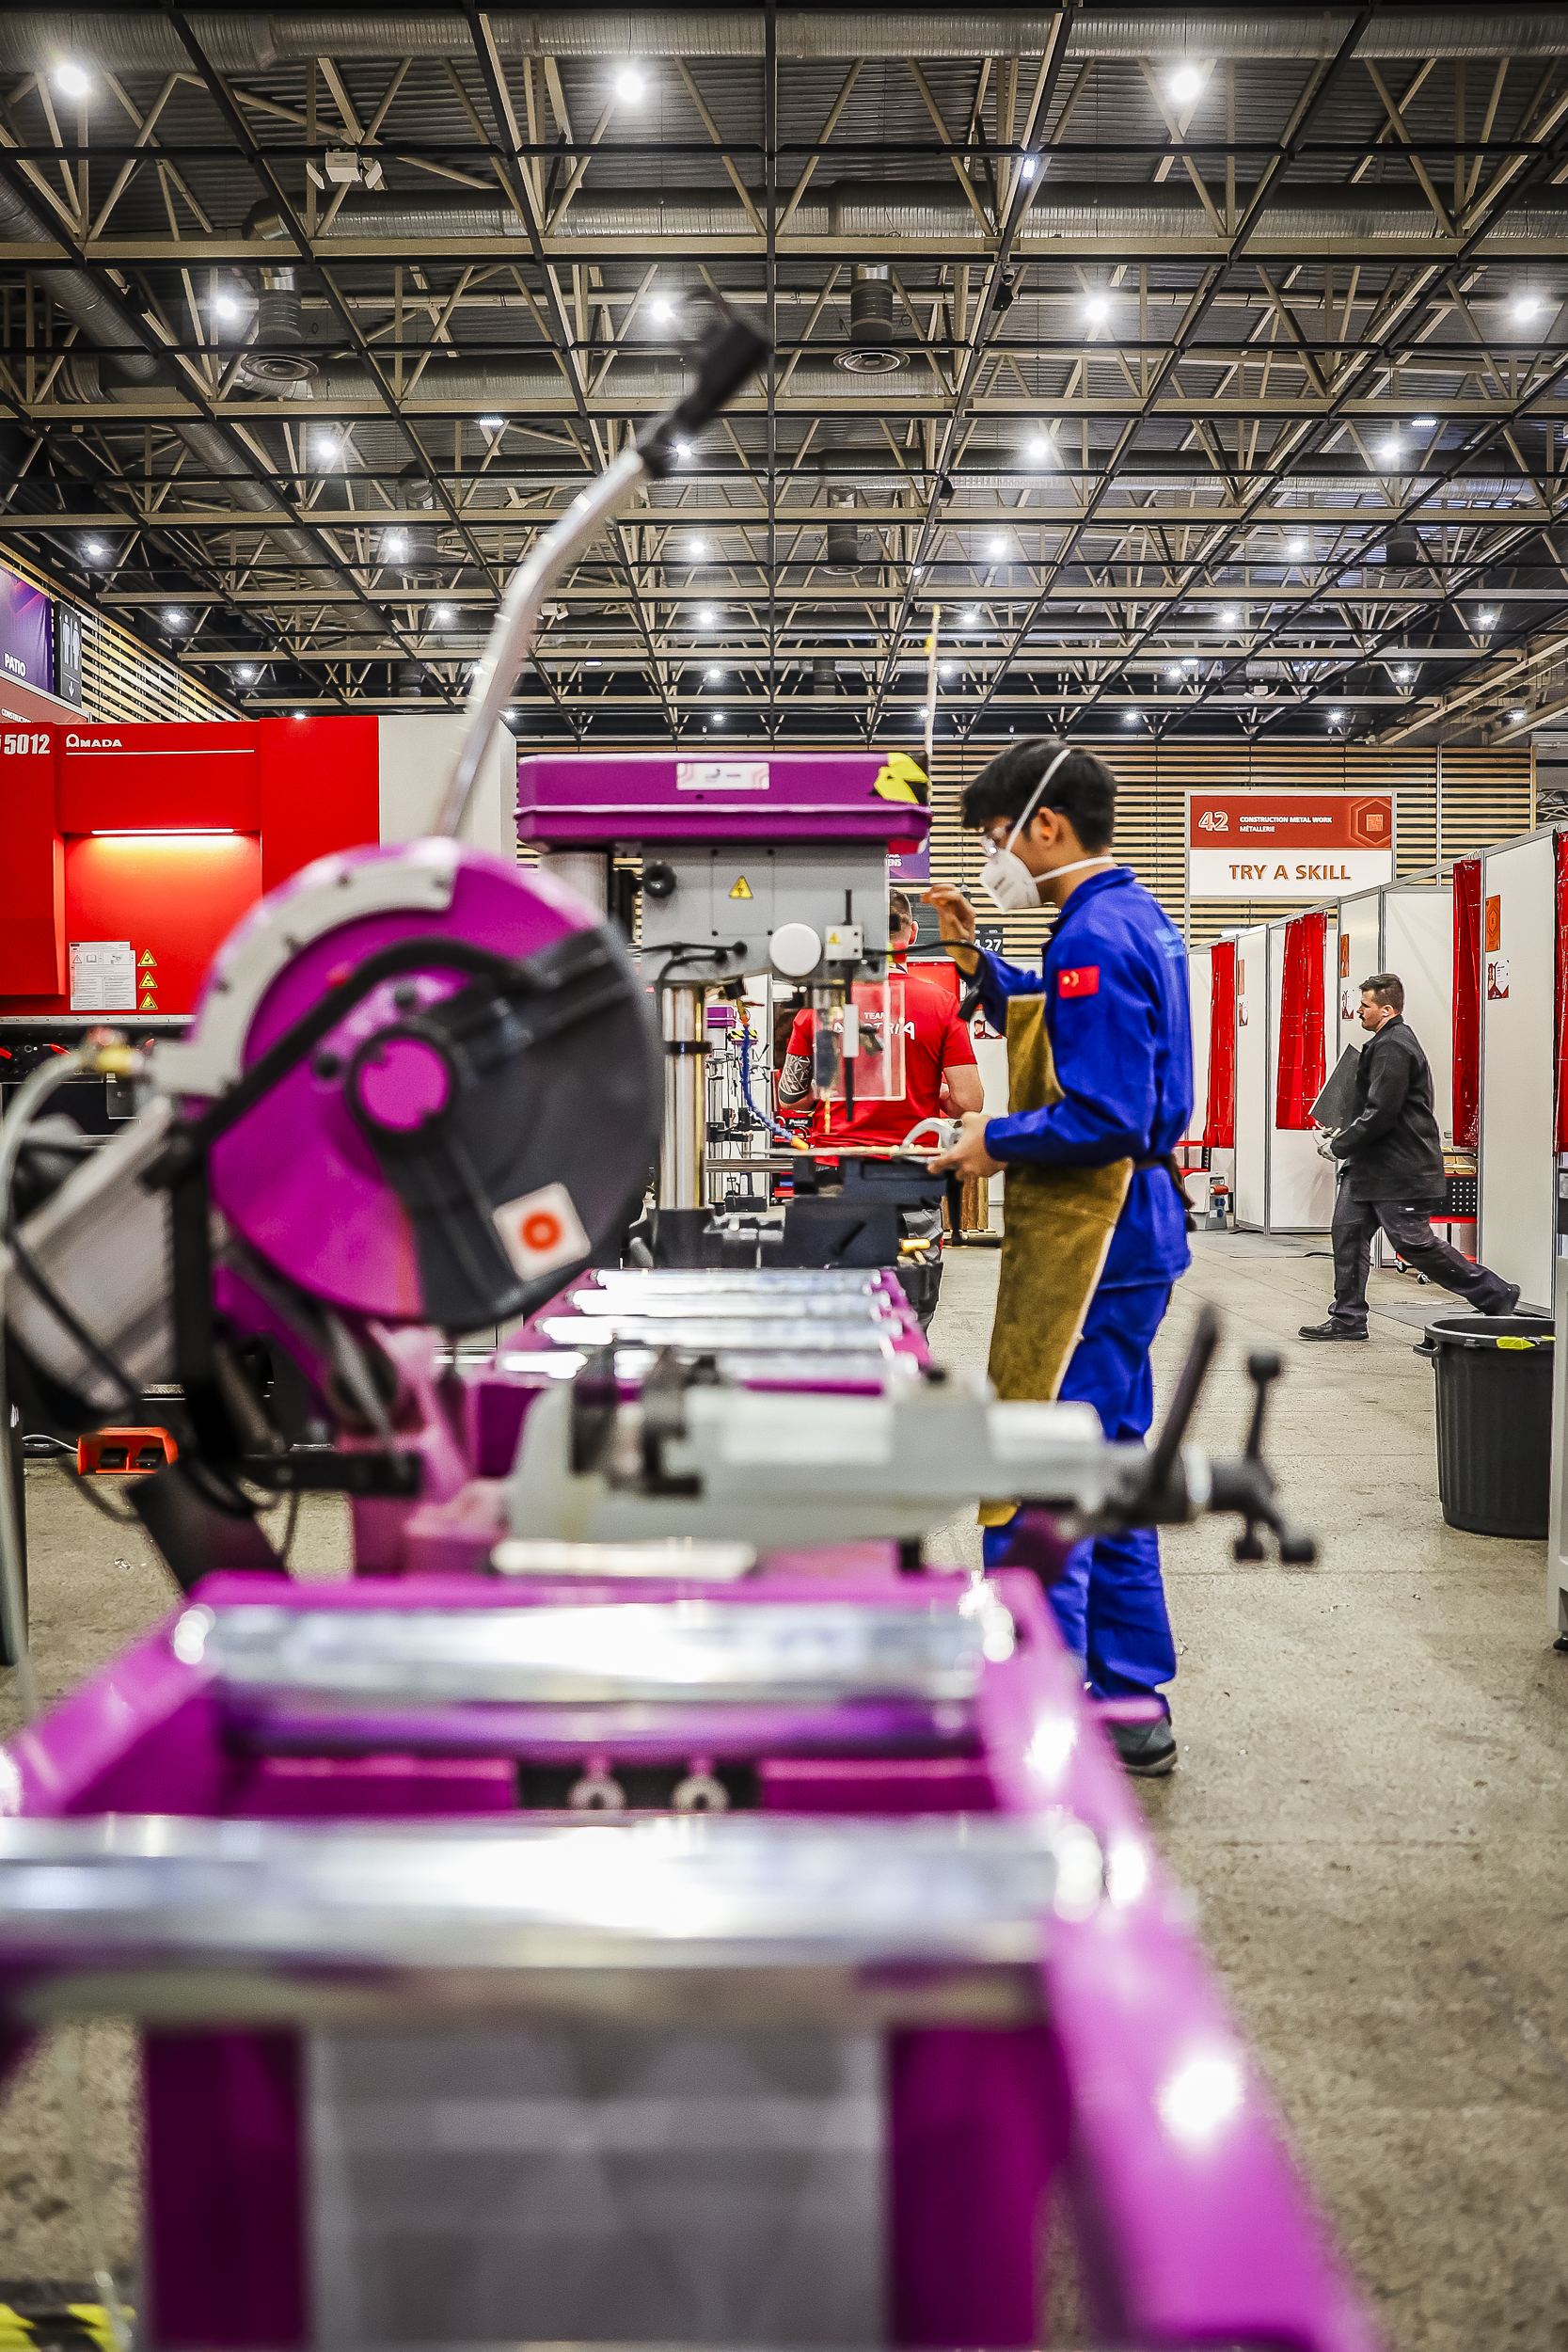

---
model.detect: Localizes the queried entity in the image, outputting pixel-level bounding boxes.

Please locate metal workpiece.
[506,1368,1191,1546]
[584,1268,884,1295]
[659,983,707,1211]
[536,1316,902,1353]
[564,1287,898,1322]
[182,1596,1001,1707]
[0,1811,1061,2027]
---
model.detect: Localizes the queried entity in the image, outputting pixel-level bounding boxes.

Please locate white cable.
[0,1049,90,1714]
[437,444,648,838]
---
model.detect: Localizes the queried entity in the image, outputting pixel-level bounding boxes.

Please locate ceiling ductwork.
[824,490,864,572]
[836,267,903,376]
[243,182,1568,255]
[7,8,1568,71]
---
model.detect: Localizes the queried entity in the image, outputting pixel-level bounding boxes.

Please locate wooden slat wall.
[0,545,235,726]
[924,741,1536,951]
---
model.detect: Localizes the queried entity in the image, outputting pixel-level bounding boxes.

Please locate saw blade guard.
[176,841,658,1328]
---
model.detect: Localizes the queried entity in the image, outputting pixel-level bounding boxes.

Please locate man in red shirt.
[778,892,983,1321]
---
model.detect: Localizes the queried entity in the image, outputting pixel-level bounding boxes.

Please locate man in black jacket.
[1300,971,1519,1343]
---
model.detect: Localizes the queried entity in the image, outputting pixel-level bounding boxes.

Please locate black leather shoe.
[1108,1717,1177,1776]
[1298,1320,1369,1342]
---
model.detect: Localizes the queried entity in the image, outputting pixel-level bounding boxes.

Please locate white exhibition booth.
[1198,838,1561,1306]
[1227,914,1339,1235]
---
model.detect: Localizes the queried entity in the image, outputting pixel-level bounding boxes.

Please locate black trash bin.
[1418,1313,1556,1538]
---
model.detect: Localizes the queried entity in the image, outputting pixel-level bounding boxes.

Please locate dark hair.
[888,888,914,938]
[959,738,1117,852]
[1361,971,1404,1012]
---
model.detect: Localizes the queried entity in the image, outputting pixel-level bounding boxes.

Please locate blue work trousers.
[983,1280,1178,1707]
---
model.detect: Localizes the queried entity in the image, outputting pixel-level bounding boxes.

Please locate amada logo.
[65,733,122,748]
[1196,808,1229,832]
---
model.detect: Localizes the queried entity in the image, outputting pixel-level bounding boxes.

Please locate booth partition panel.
[1479,833,1558,1312]
[1187,946,1212,1147]
[1384,887,1455,1142]
[1232,925,1270,1230]
[1335,887,1383,1063]
[1265,915,1338,1232]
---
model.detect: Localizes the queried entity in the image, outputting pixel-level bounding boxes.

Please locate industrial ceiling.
[2,4,1567,750]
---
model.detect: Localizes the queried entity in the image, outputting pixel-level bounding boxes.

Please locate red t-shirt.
[785,962,977,1151]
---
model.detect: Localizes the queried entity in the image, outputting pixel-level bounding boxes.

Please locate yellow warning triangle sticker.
[138,950,157,967]
[728,875,752,899]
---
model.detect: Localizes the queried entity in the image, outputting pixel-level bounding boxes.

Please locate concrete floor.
[1,1234,1566,2344]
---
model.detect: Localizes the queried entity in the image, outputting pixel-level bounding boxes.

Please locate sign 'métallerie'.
[1187,793,1395,901]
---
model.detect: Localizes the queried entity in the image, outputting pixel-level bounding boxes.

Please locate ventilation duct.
[7,9,1568,71]
[836,266,902,376]
[1386,530,1428,567]
[237,278,317,391]
[825,490,863,572]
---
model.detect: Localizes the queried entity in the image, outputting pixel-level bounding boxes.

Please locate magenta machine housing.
[0,1564,1376,2352]
[517,753,932,1212]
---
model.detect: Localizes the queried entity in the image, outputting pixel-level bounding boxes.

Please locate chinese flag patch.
[1057,965,1100,998]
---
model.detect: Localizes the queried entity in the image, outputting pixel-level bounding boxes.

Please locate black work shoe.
[1109,1716,1178,1776]
[1298,1320,1369,1342]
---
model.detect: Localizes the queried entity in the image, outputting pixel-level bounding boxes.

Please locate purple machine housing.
[515,751,932,851]
[0,1557,1376,2352]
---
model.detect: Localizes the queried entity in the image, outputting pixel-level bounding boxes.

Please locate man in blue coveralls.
[926,739,1193,1775]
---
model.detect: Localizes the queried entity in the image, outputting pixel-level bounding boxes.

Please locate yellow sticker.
[728,875,752,899]
[872,752,929,804]
[138,949,157,967]
[1496,1335,1534,1349]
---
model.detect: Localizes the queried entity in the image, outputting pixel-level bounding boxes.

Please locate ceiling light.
[1509,707,1527,722]
[84,539,107,561]
[1084,294,1110,325]
[1513,294,1541,323]
[673,440,692,463]
[615,66,644,102]
[236,665,256,682]
[293,709,308,720]
[1287,533,1307,556]
[989,536,1007,558]
[166,609,185,628]
[689,536,707,558]
[1219,606,1240,625]
[1327,707,1344,727]
[1123,708,1141,725]
[1169,65,1203,103]
[1020,156,1037,181]
[385,532,408,560]
[1181,656,1199,669]
[939,662,955,679]
[964,608,981,625]
[1395,664,1414,681]
[1164,665,1183,680]
[505,708,517,722]
[711,711,725,726]
[1411,415,1436,426]
[1477,608,1497,627]
[705,666,724,682]
[479,415,503,429]
[55,62,90,99]
[1027,435,1053,462]
[649,294,674,324]
[316,433,340,462]
[696,606,715,625]
[433,603,455,625]
[1378,438,1400,462]
[214,294,240,322]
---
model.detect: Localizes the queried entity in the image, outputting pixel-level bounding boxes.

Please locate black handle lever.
[1217,1348,1317,1565]
[1145,1302,1221,1499]
[636,294,771,478]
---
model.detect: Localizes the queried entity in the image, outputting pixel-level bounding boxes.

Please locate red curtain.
[1555,834,1568,1153]
[1452,855,1481,1150]
[1275,911,1327,1129]
[1203,940,1236,1147]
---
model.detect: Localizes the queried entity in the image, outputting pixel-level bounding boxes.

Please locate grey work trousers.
[1329,1184,1513,1332]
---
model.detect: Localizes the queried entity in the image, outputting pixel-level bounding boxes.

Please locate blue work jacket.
[973,866,1194,1290]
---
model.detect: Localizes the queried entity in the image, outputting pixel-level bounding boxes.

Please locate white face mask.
[977,750,1114,912]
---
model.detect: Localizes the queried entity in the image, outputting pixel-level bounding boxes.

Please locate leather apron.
[979,994,1132,1527]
